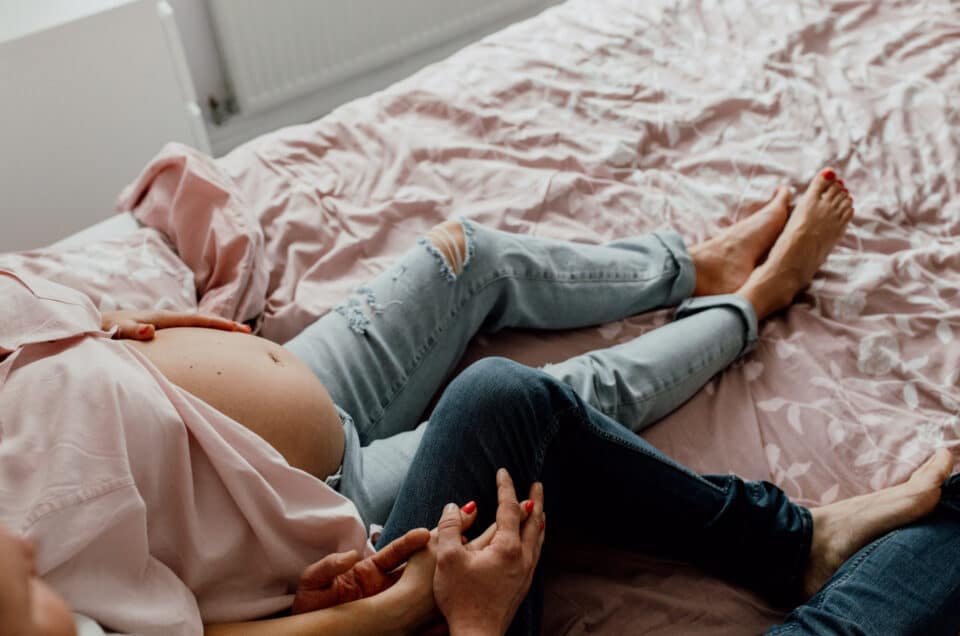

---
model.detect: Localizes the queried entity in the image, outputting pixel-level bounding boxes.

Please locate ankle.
[735,284,768,321]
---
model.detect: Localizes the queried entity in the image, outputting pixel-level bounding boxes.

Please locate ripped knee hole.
[425,220,467,276]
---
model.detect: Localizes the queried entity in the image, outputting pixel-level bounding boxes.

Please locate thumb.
[437,503,465,556]
[298,550,360,589]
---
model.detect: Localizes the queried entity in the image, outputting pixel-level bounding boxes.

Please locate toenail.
[822,169,836,180]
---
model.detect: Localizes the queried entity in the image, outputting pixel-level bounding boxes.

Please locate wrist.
[376,582,439,636]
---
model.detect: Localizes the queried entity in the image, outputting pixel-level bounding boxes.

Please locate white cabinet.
[0,0,209,251]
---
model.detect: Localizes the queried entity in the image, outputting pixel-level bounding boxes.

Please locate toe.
[840,200,854,223]
[840,189,855,208]
[772,184,791,209]
[829,183,848,205]
[823,181,843,202]
[810,167,838,197]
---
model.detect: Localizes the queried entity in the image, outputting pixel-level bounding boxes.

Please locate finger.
[467,522,497,551]
[494,468,521,537]
[299,550,361,587]
[520,482,545,557]
[531,512,546,566]
[437,503,466,556]
[460,501,478,534]
[115,319,154,341]
[149,311,248,332]
[518,499,535,522]
[371,527,430,572]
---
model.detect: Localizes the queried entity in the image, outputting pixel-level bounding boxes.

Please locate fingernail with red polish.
[462,501,477,515]
[540,519,546,531]
[524,500,535,514]
[822,169,836,181]
[137,325,150,336]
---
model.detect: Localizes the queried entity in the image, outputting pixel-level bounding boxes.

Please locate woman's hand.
[292,528,431,614]
[101,309,251,340]
[434,469,546,636]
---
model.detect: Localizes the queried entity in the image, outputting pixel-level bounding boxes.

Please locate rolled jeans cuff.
[675,294,759,358]
[652,230,696,306]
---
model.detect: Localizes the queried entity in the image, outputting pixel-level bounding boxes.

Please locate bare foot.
[688,186,791,296]
[737,168,854,320]
[803,448,954,598]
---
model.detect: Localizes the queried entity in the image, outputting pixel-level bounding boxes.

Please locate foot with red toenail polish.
[736,167,854,319]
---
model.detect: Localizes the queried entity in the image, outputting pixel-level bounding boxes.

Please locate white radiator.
[208,0,550,115]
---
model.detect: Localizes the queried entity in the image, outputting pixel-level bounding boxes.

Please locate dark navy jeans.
[378,358,813,634]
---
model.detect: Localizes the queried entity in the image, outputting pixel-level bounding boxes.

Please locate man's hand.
[292,529,431,614]
[101,309,251,340]
[434,469,546,636]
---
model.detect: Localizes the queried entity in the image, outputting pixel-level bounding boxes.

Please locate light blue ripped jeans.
[284,219,757,526]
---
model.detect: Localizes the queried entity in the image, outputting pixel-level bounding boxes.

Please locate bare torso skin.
[128,327,345,480]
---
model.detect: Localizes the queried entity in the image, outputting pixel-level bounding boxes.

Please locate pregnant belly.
[127,327,345,480]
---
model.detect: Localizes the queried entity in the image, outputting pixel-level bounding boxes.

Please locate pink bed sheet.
[117,0,960,632]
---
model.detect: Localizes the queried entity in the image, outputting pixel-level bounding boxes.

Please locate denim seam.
[533,406,574,474]
[364,264,680,435]
[598,340,739,417]
[561,397,726,492]
[524,395,716,491]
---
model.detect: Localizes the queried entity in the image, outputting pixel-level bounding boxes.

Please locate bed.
[4,0,959,633]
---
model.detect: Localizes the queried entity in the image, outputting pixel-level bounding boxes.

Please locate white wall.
[0,0,209,251]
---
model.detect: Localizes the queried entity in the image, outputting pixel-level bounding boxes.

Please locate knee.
[424,219,472,279]
[435,357,575,430]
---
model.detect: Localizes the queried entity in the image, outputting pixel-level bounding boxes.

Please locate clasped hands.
[293,469,546,635]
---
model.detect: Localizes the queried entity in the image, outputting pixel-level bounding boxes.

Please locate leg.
[380,359,952,635]
[284,182,797,444]
[344,283,755,526]
[767,487,960,635]
[543,294,757,430]
[286,219,698,443]
[379,358,814,635]
[336,414,429,527]
[348,288,757,526]
[543,169,861,441]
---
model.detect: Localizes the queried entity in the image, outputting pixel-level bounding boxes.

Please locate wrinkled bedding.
[60,0,960,632]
